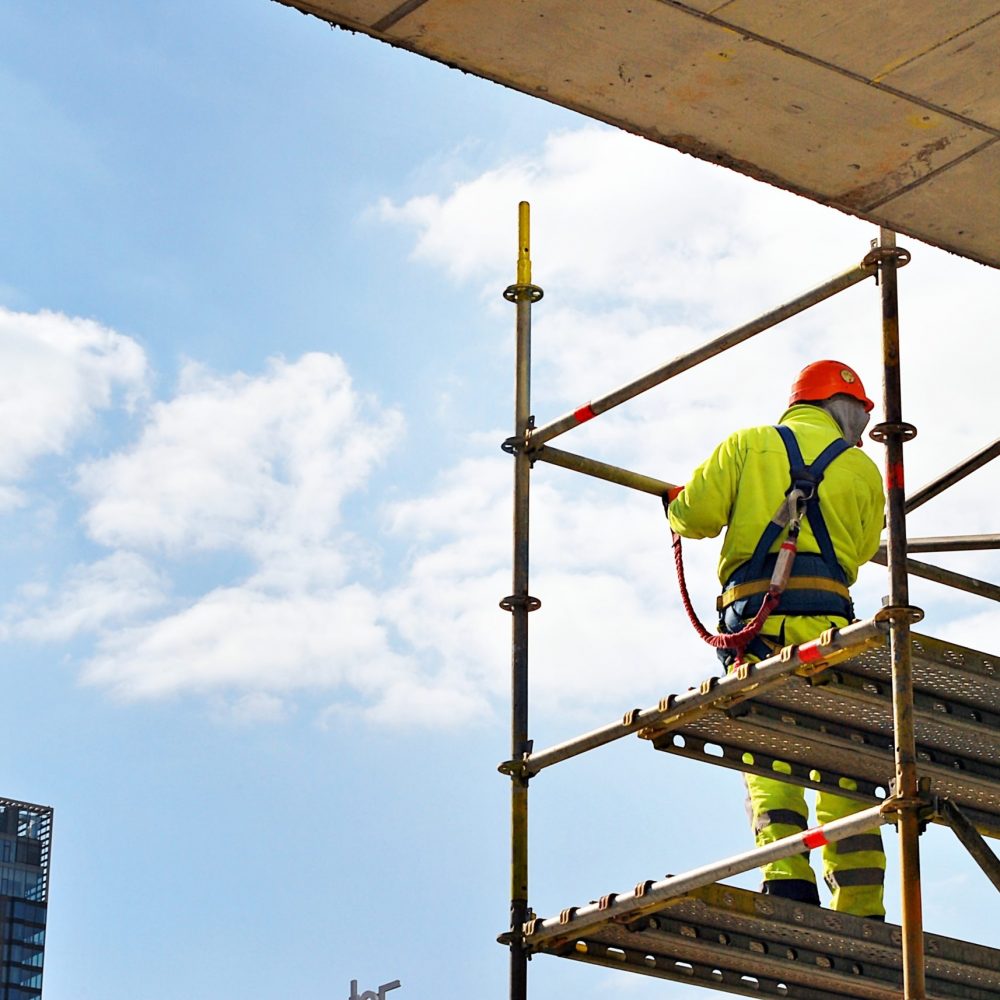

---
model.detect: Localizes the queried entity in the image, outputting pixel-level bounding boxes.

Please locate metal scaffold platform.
[515,628,1000,999]
[528,883,1000,1000]
[643,631,1000,839]
[497,203,1000,1000]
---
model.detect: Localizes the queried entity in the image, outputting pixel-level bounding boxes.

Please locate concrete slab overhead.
[274,0,1000,268]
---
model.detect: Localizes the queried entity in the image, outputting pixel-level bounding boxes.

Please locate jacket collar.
[778,403,846,440]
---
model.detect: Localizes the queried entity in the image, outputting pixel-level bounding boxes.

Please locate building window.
[16,812,42,841]
[11,900,45,924]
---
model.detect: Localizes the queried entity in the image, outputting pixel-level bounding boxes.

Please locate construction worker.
[667,360,887,918]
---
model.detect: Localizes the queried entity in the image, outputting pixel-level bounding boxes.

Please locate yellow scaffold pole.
[501,202,543,1000]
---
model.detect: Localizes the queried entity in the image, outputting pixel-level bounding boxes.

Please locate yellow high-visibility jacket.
[668,404,885,588]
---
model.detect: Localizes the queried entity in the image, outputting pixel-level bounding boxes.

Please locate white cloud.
[0,485,26,512]
[81,583,408,701]
[0,306,147,508]
[5,126,997,730]
[7,552,167,642]
[381,126,1000,462]
[4,347,427,721]
[379,125,882,325]
[935,605,1000,652]
[354,676,491,728]
[63,352,422,718]
[78,352,402,558]
[380,455,717,735]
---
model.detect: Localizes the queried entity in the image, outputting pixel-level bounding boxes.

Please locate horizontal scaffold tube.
[526,260,876,450]
[532,445,677,497]
[905,437,1000,514]
[514,617,883,777]
[524,802,890,949]
[869,552,1000,603]
[884,533,1000,553]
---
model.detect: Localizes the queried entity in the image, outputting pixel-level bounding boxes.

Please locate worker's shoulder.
[730,423,785,452]
[732,422,881,483]
[837,444,883,481]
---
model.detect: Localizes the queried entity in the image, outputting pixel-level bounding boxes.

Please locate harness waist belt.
[717,575,851,613]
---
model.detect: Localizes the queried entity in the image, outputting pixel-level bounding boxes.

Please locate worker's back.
[666,361,889,918]
[669,402,884,588]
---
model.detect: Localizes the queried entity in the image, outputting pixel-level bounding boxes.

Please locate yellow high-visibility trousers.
[740,615,886,918]
[744,769,886,917]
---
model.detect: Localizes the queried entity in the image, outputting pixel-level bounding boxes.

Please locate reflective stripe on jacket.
[668,404,885,587]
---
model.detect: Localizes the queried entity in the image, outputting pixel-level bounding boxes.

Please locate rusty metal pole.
[872,228,925,999]
[502,202,542,1000]
[532,445,678,497]
[527,258,877,450]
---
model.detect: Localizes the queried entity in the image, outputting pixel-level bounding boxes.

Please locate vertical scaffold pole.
[874,227,925,999]
[502,202,543,1000]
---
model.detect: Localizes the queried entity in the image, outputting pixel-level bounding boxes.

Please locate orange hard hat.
[789,360,874,412]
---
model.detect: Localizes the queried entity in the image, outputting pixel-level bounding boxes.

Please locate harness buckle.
[788,474,816,502]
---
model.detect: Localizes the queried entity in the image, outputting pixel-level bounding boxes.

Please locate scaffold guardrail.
[533,882,1000,1000]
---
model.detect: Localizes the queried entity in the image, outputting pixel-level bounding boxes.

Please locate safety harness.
[667,424,854,665]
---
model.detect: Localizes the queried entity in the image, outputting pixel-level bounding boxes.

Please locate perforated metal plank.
[537,883,1000,1000]
[644,633,1000,836]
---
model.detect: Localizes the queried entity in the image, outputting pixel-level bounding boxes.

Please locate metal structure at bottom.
[499,209,999,1000]
[643,631,1000,838]
[535,883,1000,1000]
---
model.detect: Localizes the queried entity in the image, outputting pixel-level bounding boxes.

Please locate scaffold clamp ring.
[500,594,542,613]
[503,283,544,303]
[862,245,912,269]
[874,604,924,625]
[869,421,918,443]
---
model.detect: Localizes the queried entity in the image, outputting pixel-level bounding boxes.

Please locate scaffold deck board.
[532,883,1000,1000]
[642,632,1000,837]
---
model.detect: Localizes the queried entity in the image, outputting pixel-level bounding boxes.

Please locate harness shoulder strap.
[742,425,849,583]
[775,423,805,472]
[774,425,848,488]
[809,436,851,479]
[777,424,849,583]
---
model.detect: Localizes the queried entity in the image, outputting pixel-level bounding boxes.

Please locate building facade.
[0,799,52,1000]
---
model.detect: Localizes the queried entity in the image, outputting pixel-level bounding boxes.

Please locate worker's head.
[789,360,874,445]
[789,360,874,412]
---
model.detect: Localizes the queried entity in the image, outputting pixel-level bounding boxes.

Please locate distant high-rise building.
[0,798,52,1000]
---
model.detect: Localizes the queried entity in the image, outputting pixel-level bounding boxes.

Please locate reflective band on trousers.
[825,867,886,888]
[754,809,808,835]
[835,834,884,855]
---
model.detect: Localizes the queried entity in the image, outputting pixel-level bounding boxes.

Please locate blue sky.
[2,3,999,999]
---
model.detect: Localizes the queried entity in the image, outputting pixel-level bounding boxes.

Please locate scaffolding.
[498,202,1000,1000]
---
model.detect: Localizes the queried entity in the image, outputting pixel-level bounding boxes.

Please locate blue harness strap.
[744,425,849,582]
[722,425,853,628]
